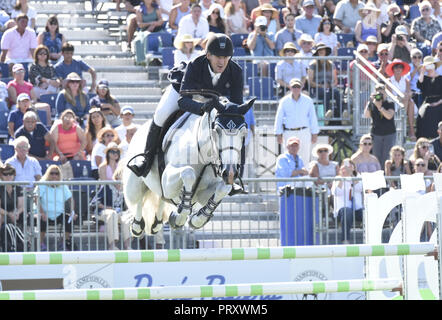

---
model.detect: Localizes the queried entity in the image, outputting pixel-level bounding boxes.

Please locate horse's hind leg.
[124,168,148,237]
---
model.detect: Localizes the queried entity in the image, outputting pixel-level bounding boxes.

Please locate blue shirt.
[38,184,72,220]
[274,93,320,135]
[295,14,322,38]
[54,59,91,79]
[275,153,305,189]
[276,60,307,85]
[7,109,25,135]
[247,32,275,56]
[275,28,303,53]
[56,91,90,119]
[14,122,49,158]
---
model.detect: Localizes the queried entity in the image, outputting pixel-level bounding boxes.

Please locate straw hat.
[297,33,315,46]
[376,43,390,54]
[365,35,378,44]
[385,59,411,77]
[104,142,122,155]
[66,72,81,81]
[313,42,332,56]
[279,41,298,56]
[255,3,279,20]
[173,33,200,50]
[312,143,333,157]
[358,2,381,18]
[422,56,442,68]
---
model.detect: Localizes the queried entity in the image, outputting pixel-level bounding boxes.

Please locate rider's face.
[207,53,230,74]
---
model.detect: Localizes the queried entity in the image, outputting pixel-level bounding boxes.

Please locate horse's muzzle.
[221,165,238,185]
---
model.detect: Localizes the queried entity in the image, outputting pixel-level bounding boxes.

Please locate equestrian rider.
[127,33,246,194]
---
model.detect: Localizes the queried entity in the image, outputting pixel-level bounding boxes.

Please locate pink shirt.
[0,27,37,61]
[7,80,33,106]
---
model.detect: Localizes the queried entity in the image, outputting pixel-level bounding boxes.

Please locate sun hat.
[385,59,411,77]
[279,41,298,56]
[358,2,381,18]
[255,3,279,20]
[297,33,314,46]
[16,93,30,102]
[173,33,200,50]
[355,43,369,53]
[312,143,333,157]
[376,43,390,54]
[289,78,302,87]
[66,72,81,81]
[365,35,378,44]
[422,56,442,68]
[206,3,225,19]
[313,42,332,56]
[104,142,122,155]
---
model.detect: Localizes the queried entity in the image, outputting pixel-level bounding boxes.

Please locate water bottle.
[82,165,88,177]
[157,36,163,53]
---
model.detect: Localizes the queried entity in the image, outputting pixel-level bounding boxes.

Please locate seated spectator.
[411,0,441,57]
[431,163,442,191]
[294,0,321,38]
[408,48,424,109]
[115,105,139,143]
[350,45,373,91]
[0,1,15,17]
[364,83,397,169]
[0,13,37,66]
[54,43,97,93]
[247,16,275,76]
[254,2,280,34]
[176,4,209,47]
[5,135,42,185]
[206,3,226,34]
[333,0,364,34]
[365,35,378,62]
[123,0,142,13]
[331,158,363,244]
[9,0,36,30]
[36,164,76,251]
[91,127,120,180]
[351,133,382,173]
[388,26,412,64]
[119,124,138,160]
[98,142,121,180]
[50,109,87,163]
[385,145,411,189]
[225,0,248,35]
[127,0,164,47]
[7,93,32,138]
[432,32,442,56]
[36,15,66,64]
[167,0,191,35]
[200,0,212,14]
[314,16,338,56]
[372,0,389,26]
[85,107,109,155]
[14,110,54,160]
[416,56,442,139]
[0,9,8,32]
[386,59,415,140]
[93,163,132,250]
[322,0,336,20]
[0,73,8,131]
[295,33,315,77]
[354,2,381,44]
[380,3,409,44]
[373,43,391,78]
[309,143,339,190]
[28,45,61,99]
[275,136,309,190]
[431,121,442,161]
[275,42,305,96]
[409,137,441,173]
[173,34,202,66]
[55,72,91,123]
[413,158,433,189]
[0,163,24,232]
[308,43,343,121]
[275,13,303,54]
[89,80,121,128]
[281,0,302,19]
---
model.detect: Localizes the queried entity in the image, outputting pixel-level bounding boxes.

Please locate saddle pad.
[161,111,192,152]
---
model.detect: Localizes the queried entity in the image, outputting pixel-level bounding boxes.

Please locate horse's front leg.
[123,168,148,237]
[167,166,196,229]
[189,182,232,229]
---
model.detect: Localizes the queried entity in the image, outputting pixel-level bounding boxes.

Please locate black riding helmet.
[206,33,233,57]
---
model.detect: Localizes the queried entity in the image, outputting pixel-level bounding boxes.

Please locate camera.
[396,35,403,41]
[374,93,383,101]
[259,25,267,32]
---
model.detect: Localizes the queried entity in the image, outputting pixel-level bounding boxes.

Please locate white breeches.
[153,84,180,127]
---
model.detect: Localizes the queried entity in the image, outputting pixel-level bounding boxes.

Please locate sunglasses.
[421,7,431,11]
[439,48,442,52]
[379,52,389,56]
[212,10,220,15]
[323,22,331,25]
[109,150,120,155]
[105,134,115,138]
[416,163,426,167]
[15,70,25,74]
[420,145,429,149]
[49,21,58,25]
[69,80,81,84]
[284,49,297,54]
[50,171,60,176]
[362,142,372,146]
[38,51,48,56]
[2,172,14,176]
[412,55,422,59]
[359,50,368,53]
[318,149,329,153]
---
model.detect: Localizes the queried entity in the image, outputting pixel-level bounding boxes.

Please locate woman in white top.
[10,0,37,29]
[309,143,339,191]
[314,16,338,56]
[225,0,248,35]
[173,33,202,66]
[90,127,120,180]
[331,158,364,244]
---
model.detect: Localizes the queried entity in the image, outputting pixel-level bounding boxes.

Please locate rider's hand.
[201,98,223,114]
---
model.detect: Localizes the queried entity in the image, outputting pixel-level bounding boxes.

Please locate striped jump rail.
[0,243,436,266]
[0,279,402,300]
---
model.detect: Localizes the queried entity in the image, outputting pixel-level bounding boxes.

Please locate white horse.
[123,92,254,237]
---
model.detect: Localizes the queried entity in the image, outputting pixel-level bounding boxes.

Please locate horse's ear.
[238,98,256,115]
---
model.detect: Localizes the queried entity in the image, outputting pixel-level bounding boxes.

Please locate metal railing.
[0,176,434,252]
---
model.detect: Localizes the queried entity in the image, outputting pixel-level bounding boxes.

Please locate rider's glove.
[201,98,223,114]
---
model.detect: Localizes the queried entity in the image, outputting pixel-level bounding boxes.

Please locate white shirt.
[115,123,140,143]
[91,142,106,170]
[177,14,209,41]
[208,64,221,86]
[274,93,320,135]
[331,179,363,217]
[158,0,173,21]
[173,49,202,67]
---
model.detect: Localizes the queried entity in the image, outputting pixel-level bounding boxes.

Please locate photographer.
[388,26,412,64]
[246,15,275,76]
[364,83,396,169]
[380,3,408,43]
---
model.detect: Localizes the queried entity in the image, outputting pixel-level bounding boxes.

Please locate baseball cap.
[120,105,134,115]
[12,64,25,73]
[98,79,109,88]
[255,16,267,27]
[303,0,315,7]
[17,93,30,102]
[290,78,302,87]
[287,136,300,146]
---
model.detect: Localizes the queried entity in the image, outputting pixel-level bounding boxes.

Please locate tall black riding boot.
[127,122,162,177]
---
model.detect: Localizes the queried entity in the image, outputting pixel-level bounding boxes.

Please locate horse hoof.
[150,216,163,234]
[168,211,187,229]
[130,217,145,237]
[189,213,212,229]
